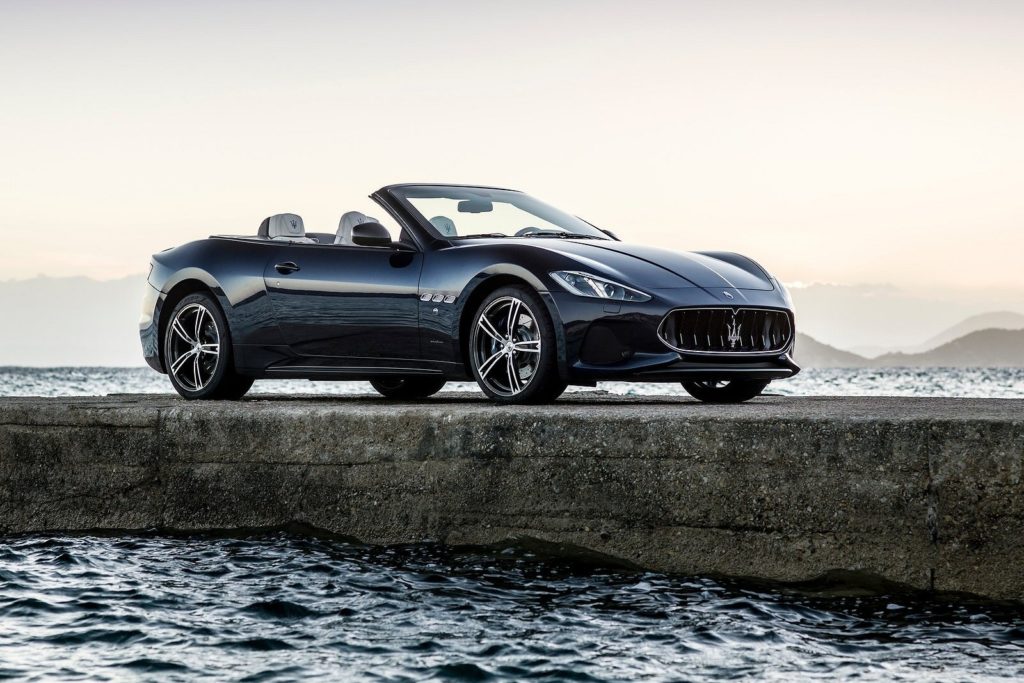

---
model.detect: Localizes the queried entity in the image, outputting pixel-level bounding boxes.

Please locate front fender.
[435,265,566,377]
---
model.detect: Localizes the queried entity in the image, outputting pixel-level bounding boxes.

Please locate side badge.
[420,292,458,304]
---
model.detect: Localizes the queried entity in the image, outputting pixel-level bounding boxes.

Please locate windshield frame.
[383,184,609,242]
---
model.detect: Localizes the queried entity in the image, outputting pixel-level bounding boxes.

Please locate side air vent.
[658,308,793,355]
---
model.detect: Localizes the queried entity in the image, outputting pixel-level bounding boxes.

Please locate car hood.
[542,240,775,291]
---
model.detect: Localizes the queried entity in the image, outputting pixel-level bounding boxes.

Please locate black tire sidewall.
[163,292,233,400]
[469,286,563,404]
[369,377,446,399]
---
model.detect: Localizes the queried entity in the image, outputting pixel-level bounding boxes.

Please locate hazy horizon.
[2,0,1023,291]
[3,273,1023,366]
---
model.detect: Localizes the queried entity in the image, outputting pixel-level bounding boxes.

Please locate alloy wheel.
[168,303,221,392]
[472,296,542,397]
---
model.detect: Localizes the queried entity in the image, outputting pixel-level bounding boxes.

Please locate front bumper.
[545,288,800,384]
[139,282,164,373]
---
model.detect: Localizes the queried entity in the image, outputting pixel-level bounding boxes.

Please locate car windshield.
[389,186,609,240]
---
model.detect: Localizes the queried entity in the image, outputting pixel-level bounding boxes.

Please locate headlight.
[550,271,651,302]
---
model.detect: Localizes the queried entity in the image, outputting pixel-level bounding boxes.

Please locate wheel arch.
[456,271,568,381]
[157,276,231,372]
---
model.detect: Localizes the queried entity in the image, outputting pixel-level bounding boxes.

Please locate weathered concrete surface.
[1,393,1022,599]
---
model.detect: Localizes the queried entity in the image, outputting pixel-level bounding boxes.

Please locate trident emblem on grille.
[726,314,742,349]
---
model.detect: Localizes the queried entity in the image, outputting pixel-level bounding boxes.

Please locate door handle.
[275,262,300,274]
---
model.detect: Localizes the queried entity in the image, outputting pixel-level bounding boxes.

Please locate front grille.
[658,308,793,354]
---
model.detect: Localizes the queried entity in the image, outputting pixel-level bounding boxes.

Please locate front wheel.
[370,377,446,399]
[469,286,567,404]
[163,292,253,400]
[681,379,770,404]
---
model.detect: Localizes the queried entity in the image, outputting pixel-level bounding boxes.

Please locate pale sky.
[1,0,1022,290]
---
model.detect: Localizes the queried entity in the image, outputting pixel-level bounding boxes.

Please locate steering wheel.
[515,226,565,237]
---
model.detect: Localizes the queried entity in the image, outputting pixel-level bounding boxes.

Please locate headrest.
[261,213,306,240]
[257,213,311,242]
[336,211,381,245]
[429,215,458,237]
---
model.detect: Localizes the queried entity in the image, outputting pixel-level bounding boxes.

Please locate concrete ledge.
[1,394,1022,599]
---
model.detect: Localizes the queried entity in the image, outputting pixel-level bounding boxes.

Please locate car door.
[262,242,423,361]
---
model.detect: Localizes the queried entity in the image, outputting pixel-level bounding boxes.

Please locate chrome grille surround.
[657,307,794,355]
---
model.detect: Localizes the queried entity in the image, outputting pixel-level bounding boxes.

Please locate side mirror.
[351,222,392,247]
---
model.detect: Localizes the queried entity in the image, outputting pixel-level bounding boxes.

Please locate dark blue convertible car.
[140,184,798,403]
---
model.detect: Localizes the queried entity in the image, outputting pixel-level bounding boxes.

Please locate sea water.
[2,532,1024,681]
[2,366,1024,399]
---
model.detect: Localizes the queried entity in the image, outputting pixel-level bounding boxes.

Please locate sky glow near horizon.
[1,0,1022,291]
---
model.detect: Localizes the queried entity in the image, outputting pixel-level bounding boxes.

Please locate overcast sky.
[1,0,1022,291]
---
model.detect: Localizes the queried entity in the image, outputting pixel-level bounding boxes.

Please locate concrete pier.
[1,394,1022,599]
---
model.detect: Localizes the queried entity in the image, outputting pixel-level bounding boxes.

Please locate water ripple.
[1,532,1023,680]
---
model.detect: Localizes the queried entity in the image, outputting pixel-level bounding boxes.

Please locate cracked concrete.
[1,393,1022,599]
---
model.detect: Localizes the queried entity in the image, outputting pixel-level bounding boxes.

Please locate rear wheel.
[163,293,253,400]
[369,377,446,399]
[469,286,567,404]
[681,379,770,404]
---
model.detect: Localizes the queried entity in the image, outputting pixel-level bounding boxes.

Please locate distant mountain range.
[796,329,1024,368]
[1,274,1022,368]
[917,311,1024,351]
[796,306,1024,367]
[850,311,1024,358]
[788,283,1024,352]
[793,334,869,368]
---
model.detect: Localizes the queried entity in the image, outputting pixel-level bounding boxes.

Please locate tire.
[681,379,770,404]
[162,292,254,400]
[468,286,567,404]
[370,376,446,399]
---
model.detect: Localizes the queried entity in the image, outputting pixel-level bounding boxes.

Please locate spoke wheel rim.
[168,303,221,392]
[473,296,541,397]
